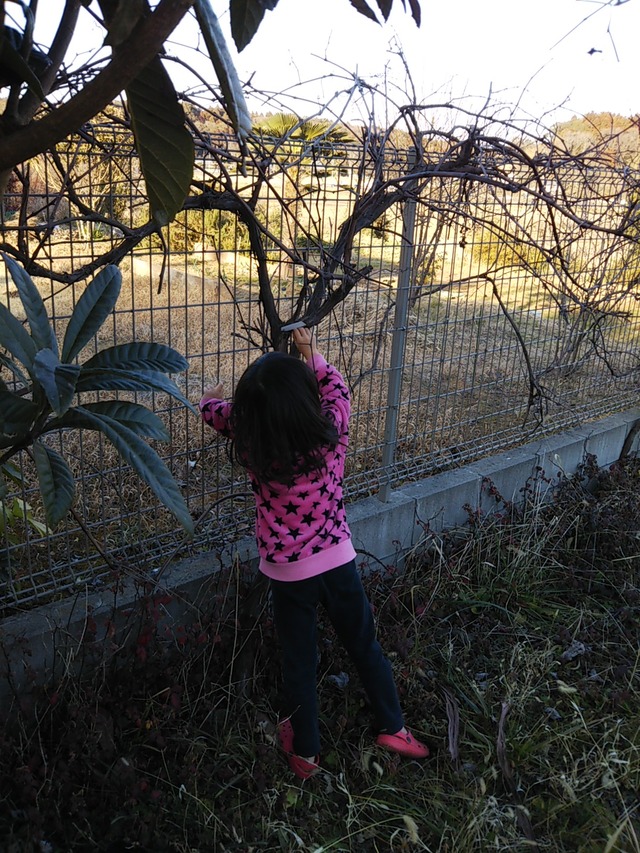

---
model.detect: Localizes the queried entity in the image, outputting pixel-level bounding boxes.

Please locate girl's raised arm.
[201,381,224,403]
[292,326,321,361]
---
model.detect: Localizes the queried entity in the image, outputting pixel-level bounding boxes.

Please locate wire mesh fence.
[1,127,639,614]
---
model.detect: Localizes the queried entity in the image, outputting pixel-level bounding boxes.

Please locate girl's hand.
[293,326,320,360]
[201,382,224,401]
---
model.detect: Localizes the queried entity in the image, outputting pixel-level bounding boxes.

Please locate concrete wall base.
[1,408,639,707]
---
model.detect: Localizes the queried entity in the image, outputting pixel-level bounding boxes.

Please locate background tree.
[1,0,639,541]
[0,0,422,223]
[551,113,640,166]
[253,112,352,144]
[5,77,640,402]
[0,0,422,532]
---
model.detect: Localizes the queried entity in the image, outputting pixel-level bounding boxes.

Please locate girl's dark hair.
[230,352,339,483]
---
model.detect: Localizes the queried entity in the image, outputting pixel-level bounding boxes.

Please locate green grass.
[1,455,638,851]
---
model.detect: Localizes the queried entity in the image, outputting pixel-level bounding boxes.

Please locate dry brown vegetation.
[1,455,638,851]
[2,122,640,612]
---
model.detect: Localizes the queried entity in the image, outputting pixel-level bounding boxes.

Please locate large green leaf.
[61,265,122,363]
[404,0,421,26]
[228,0,280,52]
[0,352,30,389]
[347,0,378,22]
[347,0,421,24]
[32,441,75,528]
[0,460,24,501]
[125,57,194,227]
[48,401,169,441]
[194,0,252,140]
[0,382,38,437]
[0,436,21,449]
[75,367,196,413]
[0,459,23,486]
[376,0,393,20]
[2,254,56,354]
[33,349,81,417]
[102,0,145,47]
[59,406,193,534]
[0,301,38,373]
[82,342,188,374]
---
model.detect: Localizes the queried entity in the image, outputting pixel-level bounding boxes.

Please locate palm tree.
[254,113,351,145]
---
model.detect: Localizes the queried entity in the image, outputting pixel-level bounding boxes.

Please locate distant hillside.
[551,112,640,165]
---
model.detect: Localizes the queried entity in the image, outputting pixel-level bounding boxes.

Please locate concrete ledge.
[580,411,637,466]
[349,489,416,564]
[401,467,480,535]
[534,428,590,480]
[2,407,640,706]
[470,445,540,513]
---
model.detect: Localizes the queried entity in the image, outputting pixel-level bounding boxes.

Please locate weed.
[1,458,638,851]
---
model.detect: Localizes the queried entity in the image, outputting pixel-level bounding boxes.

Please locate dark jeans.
[270,560,404,756]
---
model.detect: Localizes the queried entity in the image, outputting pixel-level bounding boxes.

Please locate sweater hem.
[259,539,357,581]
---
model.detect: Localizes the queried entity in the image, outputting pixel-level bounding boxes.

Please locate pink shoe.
[277,718,320,780]
[376,728,430,759]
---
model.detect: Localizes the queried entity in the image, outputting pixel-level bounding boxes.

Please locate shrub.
[0,256,194,534]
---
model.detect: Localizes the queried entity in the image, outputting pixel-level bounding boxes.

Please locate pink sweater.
[199,354,356,581]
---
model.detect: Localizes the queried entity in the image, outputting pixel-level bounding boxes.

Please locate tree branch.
[18,0,82,122]
[0,0,194,170]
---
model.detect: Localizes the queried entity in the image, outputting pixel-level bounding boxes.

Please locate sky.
[39,0,640,127]
[176,0,640,125]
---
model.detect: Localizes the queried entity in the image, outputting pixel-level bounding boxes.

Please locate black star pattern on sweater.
[202,357,353,573]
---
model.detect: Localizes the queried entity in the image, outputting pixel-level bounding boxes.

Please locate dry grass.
[1,455,638,851]
[3,193,640,613]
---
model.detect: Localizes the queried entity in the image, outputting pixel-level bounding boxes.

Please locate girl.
[200,327,428,779]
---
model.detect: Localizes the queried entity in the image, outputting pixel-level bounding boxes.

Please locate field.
[1,454,638,852]
[3,136,640,614]
[2,144,640,628]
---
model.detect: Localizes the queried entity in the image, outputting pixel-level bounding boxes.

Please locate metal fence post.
[378,148,418,502]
